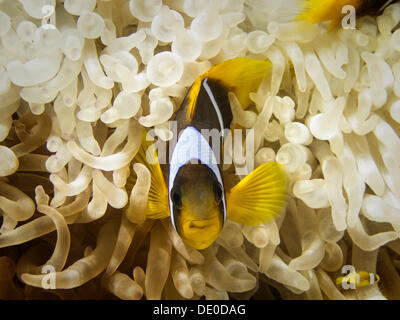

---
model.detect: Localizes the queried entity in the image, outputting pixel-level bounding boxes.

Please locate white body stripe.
[169,126,226,230]
[203,78,225,134]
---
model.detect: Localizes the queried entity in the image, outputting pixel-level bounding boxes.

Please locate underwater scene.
[0,0,400,301]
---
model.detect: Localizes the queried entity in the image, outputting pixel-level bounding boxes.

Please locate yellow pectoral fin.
[226,162,288,226]
[127,131,169,219]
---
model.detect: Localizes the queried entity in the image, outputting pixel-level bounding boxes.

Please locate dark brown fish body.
[174,77,233,134]
[159,77,232,181]
[166,76,233,247]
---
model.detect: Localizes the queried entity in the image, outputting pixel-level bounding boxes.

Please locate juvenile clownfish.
[336,271,380,288]
[296,0,398,31]
[128,57,287,250]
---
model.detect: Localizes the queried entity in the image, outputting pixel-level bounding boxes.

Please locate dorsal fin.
[186,57,272,121]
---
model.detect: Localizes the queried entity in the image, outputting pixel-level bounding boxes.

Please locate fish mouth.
[189,220,213,230]
[177,213,223,250]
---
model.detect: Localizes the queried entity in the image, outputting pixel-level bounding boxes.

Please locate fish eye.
[214,183,223,203]
[171,187,182,206]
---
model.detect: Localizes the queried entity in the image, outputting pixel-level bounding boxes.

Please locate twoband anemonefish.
[128,58,288,250]
[336,271,380,288]
[296,0,398,31]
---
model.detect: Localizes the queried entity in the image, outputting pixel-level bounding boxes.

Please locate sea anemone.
[0,0,400,300]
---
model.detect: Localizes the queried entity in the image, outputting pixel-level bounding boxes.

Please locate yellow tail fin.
[126,131,169,219]
[226,162,288,226]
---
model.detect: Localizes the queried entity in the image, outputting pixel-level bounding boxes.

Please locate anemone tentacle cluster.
[0,0,400,300]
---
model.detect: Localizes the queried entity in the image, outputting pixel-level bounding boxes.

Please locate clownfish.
[128,57,288,250]
[296,0,397,31]
[336,271,380,288]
